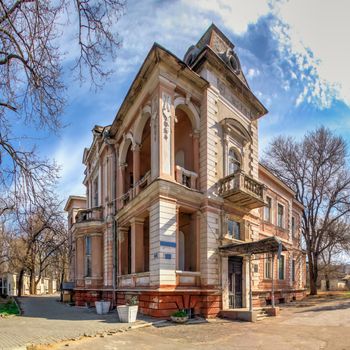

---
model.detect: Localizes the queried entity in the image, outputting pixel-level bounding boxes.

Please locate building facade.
[65,24,306,318]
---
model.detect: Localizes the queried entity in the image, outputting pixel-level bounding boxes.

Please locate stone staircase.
[256,308,270,321]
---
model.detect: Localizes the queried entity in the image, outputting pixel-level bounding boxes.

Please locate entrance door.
[228,256,243,308]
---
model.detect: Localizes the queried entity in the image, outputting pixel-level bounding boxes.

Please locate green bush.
[172,310,188,317]
[0,299,20,316]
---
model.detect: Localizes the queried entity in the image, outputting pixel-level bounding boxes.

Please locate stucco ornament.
[219,48,241,74]
[183,45,200,66]
[151,94,158,142]
[162,92,171,140]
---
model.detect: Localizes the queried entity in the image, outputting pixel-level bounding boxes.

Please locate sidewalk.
[0,295,157,350]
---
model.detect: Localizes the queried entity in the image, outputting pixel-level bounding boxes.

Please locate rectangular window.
[264,254,272,279]
[264,197,272,222]
[291,216,296,237]
[278,204,284,228]
[279,255,285,280]
[292,259,296,282]
[228,219,240,240]
[85,236,92,277]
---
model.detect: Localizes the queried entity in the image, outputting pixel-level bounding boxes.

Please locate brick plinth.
[117,290,222,318]
[73,289,221,318]
[252,289,307,308]
[73,290,115,307]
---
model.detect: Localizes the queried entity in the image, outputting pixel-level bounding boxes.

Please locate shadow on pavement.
[16,295,157,324]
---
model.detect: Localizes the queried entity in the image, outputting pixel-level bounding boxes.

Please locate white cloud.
[272,0,350,107]
[53,136,89,199]
[184,0,271,35]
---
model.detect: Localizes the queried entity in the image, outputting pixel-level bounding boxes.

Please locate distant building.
[65,24,306,319]
[0,273,57,296]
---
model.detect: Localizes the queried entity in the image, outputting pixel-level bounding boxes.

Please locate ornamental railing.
[76,206,103,223]
[218,171,264,200]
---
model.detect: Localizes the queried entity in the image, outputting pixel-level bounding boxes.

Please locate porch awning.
[219,236,288,256]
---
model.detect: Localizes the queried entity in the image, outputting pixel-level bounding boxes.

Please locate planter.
[171,315,189,324]
[95,301,111,315]
[117,305,138,323]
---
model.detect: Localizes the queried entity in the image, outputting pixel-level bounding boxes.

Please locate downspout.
[103,130,118,308]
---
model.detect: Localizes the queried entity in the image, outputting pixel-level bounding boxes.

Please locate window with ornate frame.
[278,254,285,280]
[227,219,241,240]
[291,216,296,238]
[264,196,272,222]
[264,254,272,279]
[277,203,284,228]
[228,148,241,175]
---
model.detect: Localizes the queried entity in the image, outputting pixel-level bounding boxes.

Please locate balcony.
[75,206,103,223]
[218,171,265,209]
[120,171,151,208]
[175,165,198,190]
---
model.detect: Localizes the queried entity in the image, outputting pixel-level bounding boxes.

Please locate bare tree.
[14,193,67,295]
[319,221,350,290]
[263,127,350,295]
[0,0,125,211]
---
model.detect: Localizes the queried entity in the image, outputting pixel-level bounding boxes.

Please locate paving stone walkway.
[0,295,155,350]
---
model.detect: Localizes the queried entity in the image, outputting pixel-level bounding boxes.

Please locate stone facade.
[65,24,306,318]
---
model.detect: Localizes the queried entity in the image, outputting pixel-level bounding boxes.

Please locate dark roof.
[219,236,288,256]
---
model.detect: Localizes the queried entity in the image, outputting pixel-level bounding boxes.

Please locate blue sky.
[32,0,350,199]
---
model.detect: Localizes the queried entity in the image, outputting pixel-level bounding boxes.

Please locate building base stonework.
[117,290,222,318]
[73,289,222,318]
[252,289,307,308]
[74,289,115,307]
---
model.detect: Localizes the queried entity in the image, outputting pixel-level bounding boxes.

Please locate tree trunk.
[34,276,41,295]
[325,273,330,291]
[29,270,36,295]
[18,269,24,297]
[308,253,318,295]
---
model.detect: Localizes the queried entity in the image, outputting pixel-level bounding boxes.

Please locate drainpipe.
[103,130,118,308]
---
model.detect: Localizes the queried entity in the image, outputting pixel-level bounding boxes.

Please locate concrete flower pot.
[170,315,189,324]
[117,305,138,323]
[95,301,111,315]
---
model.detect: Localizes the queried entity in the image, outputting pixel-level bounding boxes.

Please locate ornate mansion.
[65,24,306,320]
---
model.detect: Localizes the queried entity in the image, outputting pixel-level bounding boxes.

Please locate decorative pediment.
[220,118,252,146]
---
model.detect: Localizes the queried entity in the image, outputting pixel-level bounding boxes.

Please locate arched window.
[228,148,241,174]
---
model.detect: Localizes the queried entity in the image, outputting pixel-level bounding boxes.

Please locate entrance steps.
[256,308,270,321]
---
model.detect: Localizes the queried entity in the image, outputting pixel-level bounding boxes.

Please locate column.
[76,236,84,281]
[149,198,177,287]
[92,234,103,279]
[117,163,126,209]
[132,144,141,195]
[248,254,252,312]
[118,227,129,276]
[130,218,145,273]
[193,130,200,189]
[271,253,275,308]
[98,162,102,205]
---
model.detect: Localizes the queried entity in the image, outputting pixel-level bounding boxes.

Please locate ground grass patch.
[0,298,20,316]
